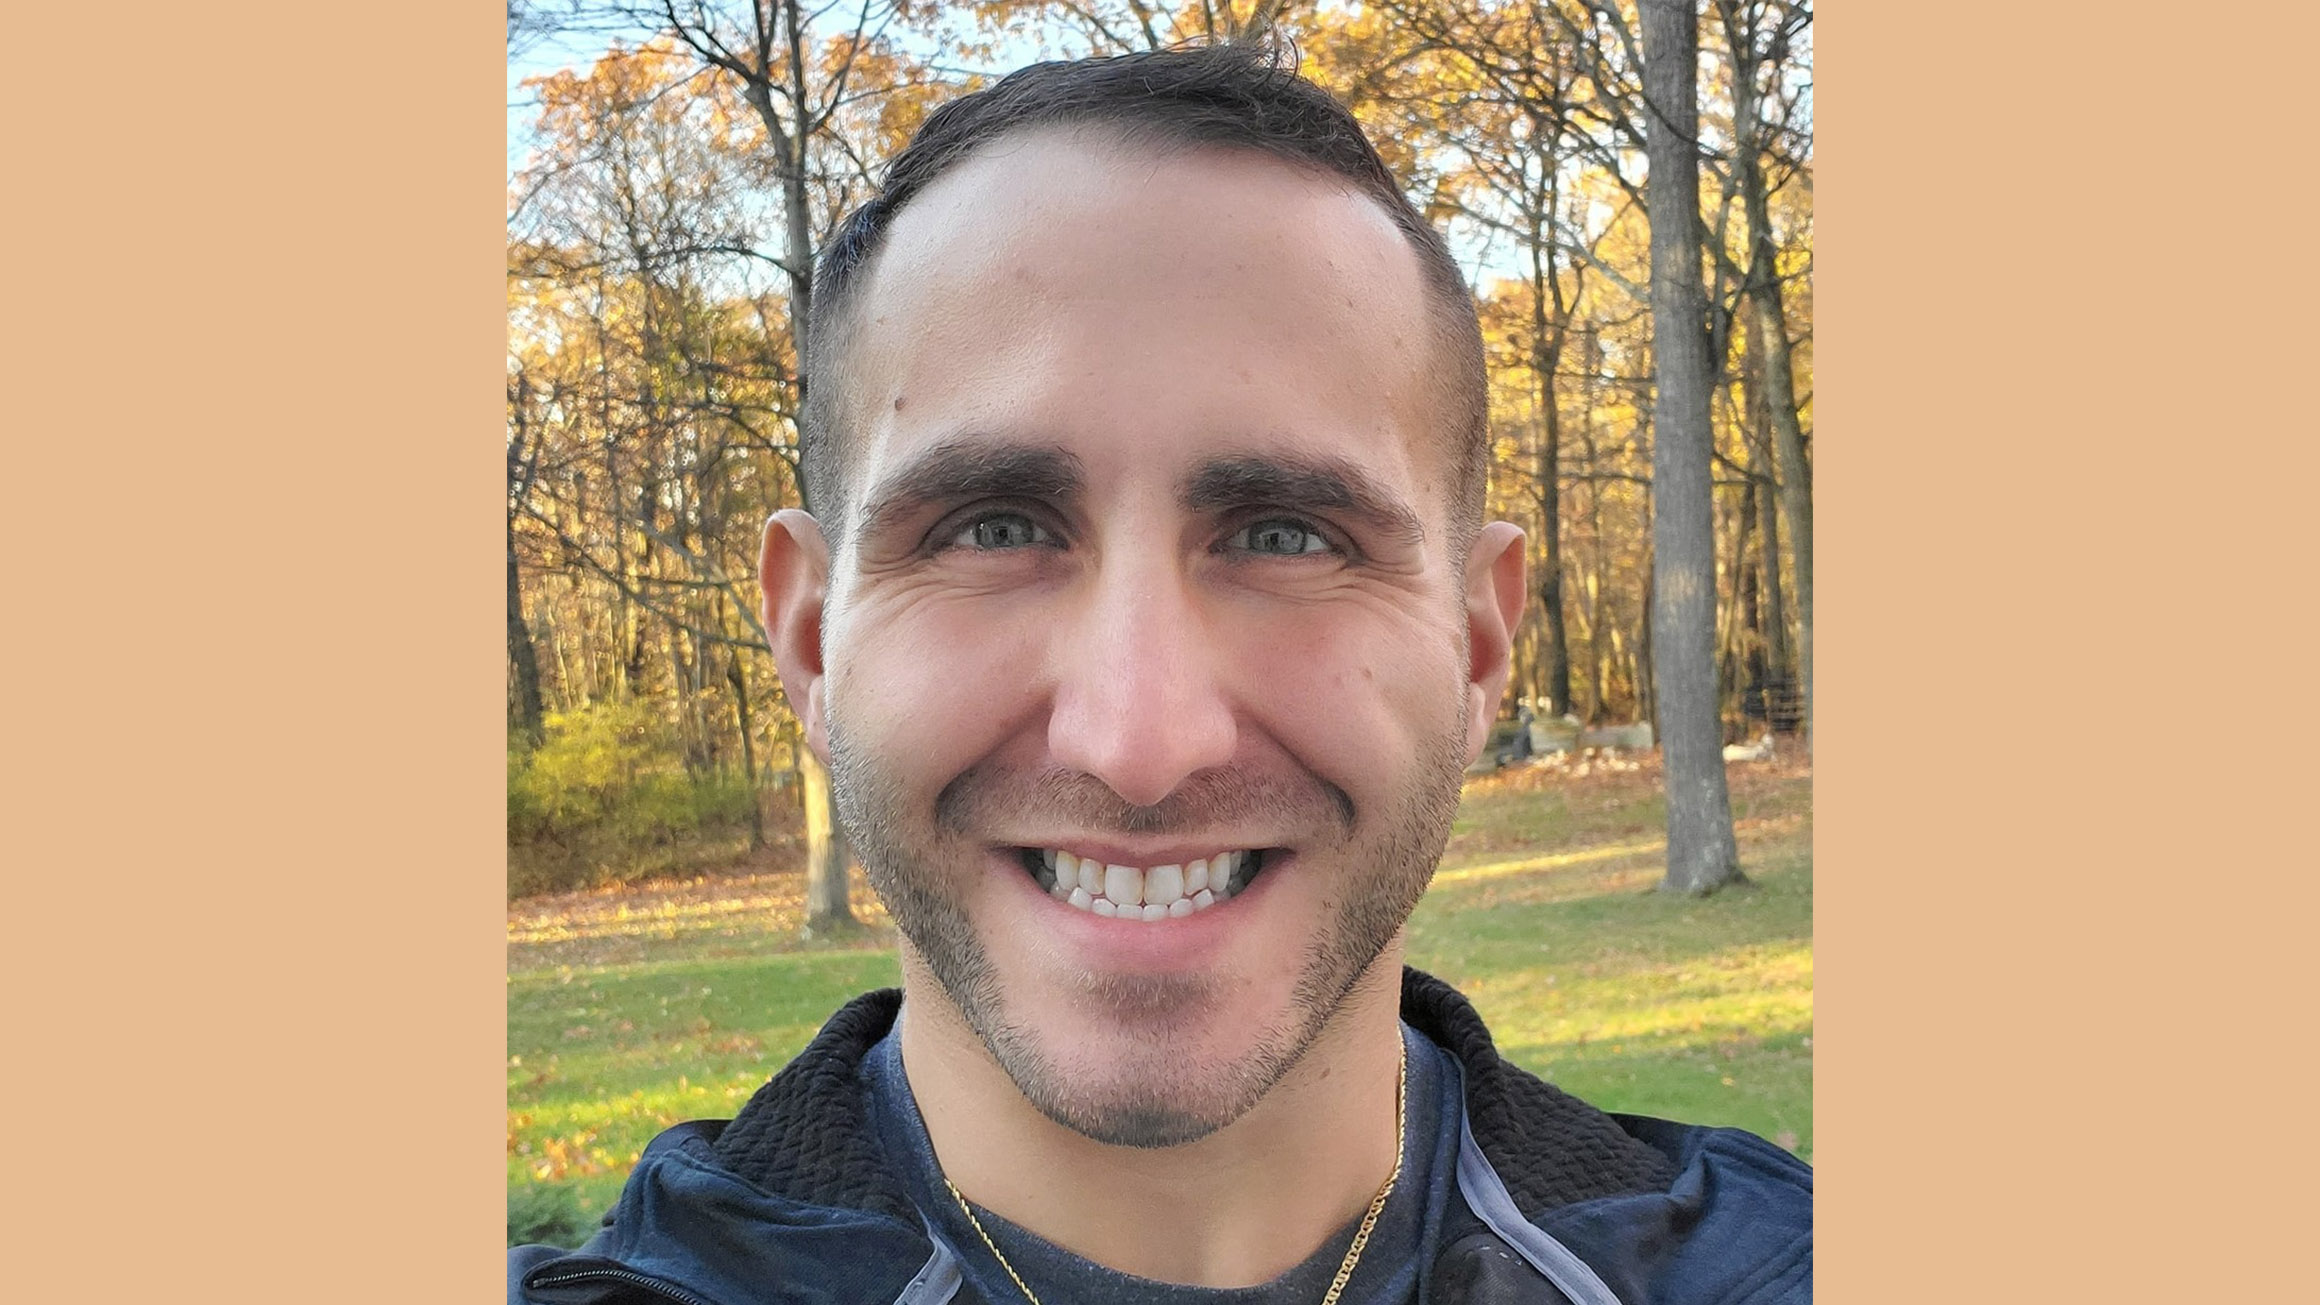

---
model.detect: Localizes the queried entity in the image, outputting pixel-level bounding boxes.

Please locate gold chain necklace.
[944,1038,1409,1305]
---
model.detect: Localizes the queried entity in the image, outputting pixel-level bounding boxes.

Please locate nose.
[1046,553,1238,809]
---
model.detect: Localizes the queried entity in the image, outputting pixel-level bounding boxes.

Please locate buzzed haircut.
[797,38,1489,542]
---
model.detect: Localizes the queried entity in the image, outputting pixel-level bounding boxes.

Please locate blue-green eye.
[953,512,1050,550]
[1232,518,1331,556]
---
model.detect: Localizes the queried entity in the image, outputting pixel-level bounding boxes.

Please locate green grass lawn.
[507,752,1811,1241]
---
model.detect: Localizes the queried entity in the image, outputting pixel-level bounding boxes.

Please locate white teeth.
[1145,864,1183,906]
[1105,864,1142,907]
[1036,848,1256,921]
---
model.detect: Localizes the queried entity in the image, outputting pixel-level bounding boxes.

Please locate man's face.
[765,130,1523,1145]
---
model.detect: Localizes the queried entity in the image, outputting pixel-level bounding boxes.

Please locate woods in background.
[505,0,1813,902]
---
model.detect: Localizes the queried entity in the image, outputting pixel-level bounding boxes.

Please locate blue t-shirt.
[861,1022,1465,1305]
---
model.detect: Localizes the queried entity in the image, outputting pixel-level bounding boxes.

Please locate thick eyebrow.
[853,440,1085,544]
[1182,454,1427,548]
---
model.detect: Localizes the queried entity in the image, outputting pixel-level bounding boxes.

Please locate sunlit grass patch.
[1410,754,1812,1157]
[509,865,895,971]
[1434,837,1667,885]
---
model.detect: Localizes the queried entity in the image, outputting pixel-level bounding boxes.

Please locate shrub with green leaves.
[510,702,665,831]
[508,701,770,898]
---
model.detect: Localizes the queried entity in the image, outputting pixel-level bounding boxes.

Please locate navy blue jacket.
[511,970,1810,1304]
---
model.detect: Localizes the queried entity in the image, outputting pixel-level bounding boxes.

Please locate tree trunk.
[729,653,765,850]
[1736,474,1767,702]
[1745,330,1794,729]
[1580,332,1608,721]
[1725,0,1814,754]
[1529,237,1574,718]
[1754,465,1790,684]
[1635,552,1654,731]
[732,0,855,929]
[800,748,853,932]
[1726,477,1758,725]
[1642,0,1742,895]
[1751,282,1812,753]
[508,525,545,745]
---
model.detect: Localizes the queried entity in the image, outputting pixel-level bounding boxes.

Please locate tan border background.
[11,0,509,1294]
[1814,1,2319,1298]
[8,1,2313,1300]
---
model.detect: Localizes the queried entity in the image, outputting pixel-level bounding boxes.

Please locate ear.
[760,508,834,762]
[1461,521,1529,763]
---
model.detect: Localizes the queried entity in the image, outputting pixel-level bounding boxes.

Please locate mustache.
[933,762,1355,839]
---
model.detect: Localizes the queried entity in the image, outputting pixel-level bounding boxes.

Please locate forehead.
[833,129,1450,521]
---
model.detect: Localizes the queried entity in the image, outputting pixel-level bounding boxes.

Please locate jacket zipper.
[526,1265,721,1305]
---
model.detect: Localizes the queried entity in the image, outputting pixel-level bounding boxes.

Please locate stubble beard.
[826,711,1469,1149]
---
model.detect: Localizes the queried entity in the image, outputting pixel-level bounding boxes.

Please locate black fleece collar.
[706,968,1674,1222]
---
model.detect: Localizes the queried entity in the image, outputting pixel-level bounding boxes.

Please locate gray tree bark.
[508,381,546,745]
[1529,232,1574,718]
[763,0,853,930]
[1721,0,1814,753]
[1750,437,1791,690]
[1642,0,1743,895]
[799,738,853,932]
[654,0,863,929]
[728,652,766,850]
[508,529,546,745]
[1741,322,1792,713]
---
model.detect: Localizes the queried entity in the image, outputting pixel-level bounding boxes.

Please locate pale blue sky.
[509,24,626,183]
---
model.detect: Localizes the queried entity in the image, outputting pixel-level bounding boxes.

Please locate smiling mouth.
[1017,847,1268,921]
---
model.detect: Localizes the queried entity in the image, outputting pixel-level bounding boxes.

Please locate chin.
[965,932,1352,1148]
[998,991,1304,1148]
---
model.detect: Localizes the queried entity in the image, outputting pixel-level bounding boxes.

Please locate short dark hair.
[798,39,1488,541]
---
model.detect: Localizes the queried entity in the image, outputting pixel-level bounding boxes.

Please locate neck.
[899,946,1409,1288]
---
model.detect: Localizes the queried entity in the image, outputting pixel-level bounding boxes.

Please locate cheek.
[825,592,1051,779]
[1228,600,1465,774]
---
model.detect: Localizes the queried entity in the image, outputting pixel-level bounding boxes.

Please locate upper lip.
[1005,839,1278,866]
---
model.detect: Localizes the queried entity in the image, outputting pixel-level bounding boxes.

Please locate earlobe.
[760,508,834,761]
[1461,521,1529,763]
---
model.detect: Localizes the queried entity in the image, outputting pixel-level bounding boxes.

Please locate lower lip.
[999,851,1285,973]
